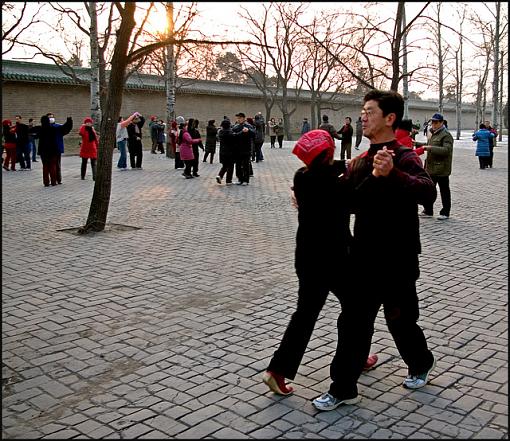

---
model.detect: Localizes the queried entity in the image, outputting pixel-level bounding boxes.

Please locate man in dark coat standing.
[338,116,354,160]
[232,112,255,185]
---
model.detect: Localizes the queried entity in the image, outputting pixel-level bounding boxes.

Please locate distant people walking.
[319,115,341,144]
[178,120,202,179]
[472,123,495,170]
[2,119,17,171]
[232,112,255,185]
[216,119,237,185]
[149,116,159,154]
[355,116,362,150]
[262,129,377,397]
[188,118,204,177]
[28,118,38,162]
[31,114,72,186]
[414,113,454,220]
[301,118,310,135]
[275,118,285,148]
[155,119,166,154]
[484,120,498,168]
[14,115,31,170]
[79,117,98,180]
[423,119,430,136]
[203,119,218,164]
[253,114,265,162]
[170,120,184,169]
[338,116,353,160]
[269,117,277,148]
[126,112,145,169]
[116,116,129,170]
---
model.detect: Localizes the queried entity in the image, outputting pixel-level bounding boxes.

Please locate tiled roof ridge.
[2,59,465,108]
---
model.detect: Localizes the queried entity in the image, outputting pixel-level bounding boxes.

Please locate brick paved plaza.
[2,134,508,439]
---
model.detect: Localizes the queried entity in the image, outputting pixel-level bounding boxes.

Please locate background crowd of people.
[1,109,503,190]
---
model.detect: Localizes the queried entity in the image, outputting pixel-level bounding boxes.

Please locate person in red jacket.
[2,120,17,171]
[395,119,414,148]
[79,117,98,180]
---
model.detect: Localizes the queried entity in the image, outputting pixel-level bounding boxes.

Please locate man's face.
[345,118,351,125]
[484,120,491,127]
[430,120,443,131]
[360,100,394,139]
[236,115,245,124]
[15,116,21,123]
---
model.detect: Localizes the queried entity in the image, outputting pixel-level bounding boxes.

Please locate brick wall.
[2,80,478,141]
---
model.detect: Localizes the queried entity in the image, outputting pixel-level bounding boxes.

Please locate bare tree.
[469,13,494,126]
[290,2,431,94]
[236,5,280,124]
[266,2,307,140]
[86,1,101,130]
[490,2,501,129]
[296,11,356,128]
[454,6,467,139]
[165,1,176,158]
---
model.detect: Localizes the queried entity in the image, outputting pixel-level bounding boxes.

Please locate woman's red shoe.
[363,354,379,371]
[262,371,294,395]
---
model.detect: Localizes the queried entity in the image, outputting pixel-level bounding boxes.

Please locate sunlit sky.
[3,2,506,101]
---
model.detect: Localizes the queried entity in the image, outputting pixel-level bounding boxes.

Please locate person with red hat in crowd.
[79,117,99,180]
[2,119,18,171]
[262,129,378,397]
[395,118,414,148]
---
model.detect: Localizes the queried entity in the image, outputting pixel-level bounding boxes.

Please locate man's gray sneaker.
[312,392,360,411]
[403,357,436,389]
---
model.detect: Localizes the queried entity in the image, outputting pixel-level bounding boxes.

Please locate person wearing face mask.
[30,114,72,186]
[46,113,73,184]
[79,117,98,180]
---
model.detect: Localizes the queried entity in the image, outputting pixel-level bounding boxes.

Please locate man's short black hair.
[363,89,404,130]
[322,115,329,122]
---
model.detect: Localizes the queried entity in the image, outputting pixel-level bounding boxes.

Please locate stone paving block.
[119,423,154,439]
[145,413,188,438]
[211,427,251,439]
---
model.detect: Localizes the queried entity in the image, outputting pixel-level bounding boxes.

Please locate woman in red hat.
[262,129,377,396]
[79,117,98,180]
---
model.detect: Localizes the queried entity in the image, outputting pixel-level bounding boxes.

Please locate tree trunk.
[455,16,464,140]
[401,3,409,118]
[310,93,317,128]
[491,2,500,129]
[165,1,176,158]
[437,3,444,114]
[89,1,101,130]
[390,2,404,91]
[498,50,504,140]
[79,3,136,234]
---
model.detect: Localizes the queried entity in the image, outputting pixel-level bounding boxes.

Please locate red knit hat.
[292,129,335,166]
[83,117,93,124]
[3,119,12,126]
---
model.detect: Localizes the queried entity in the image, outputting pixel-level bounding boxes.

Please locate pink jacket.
[179,130,201,160]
